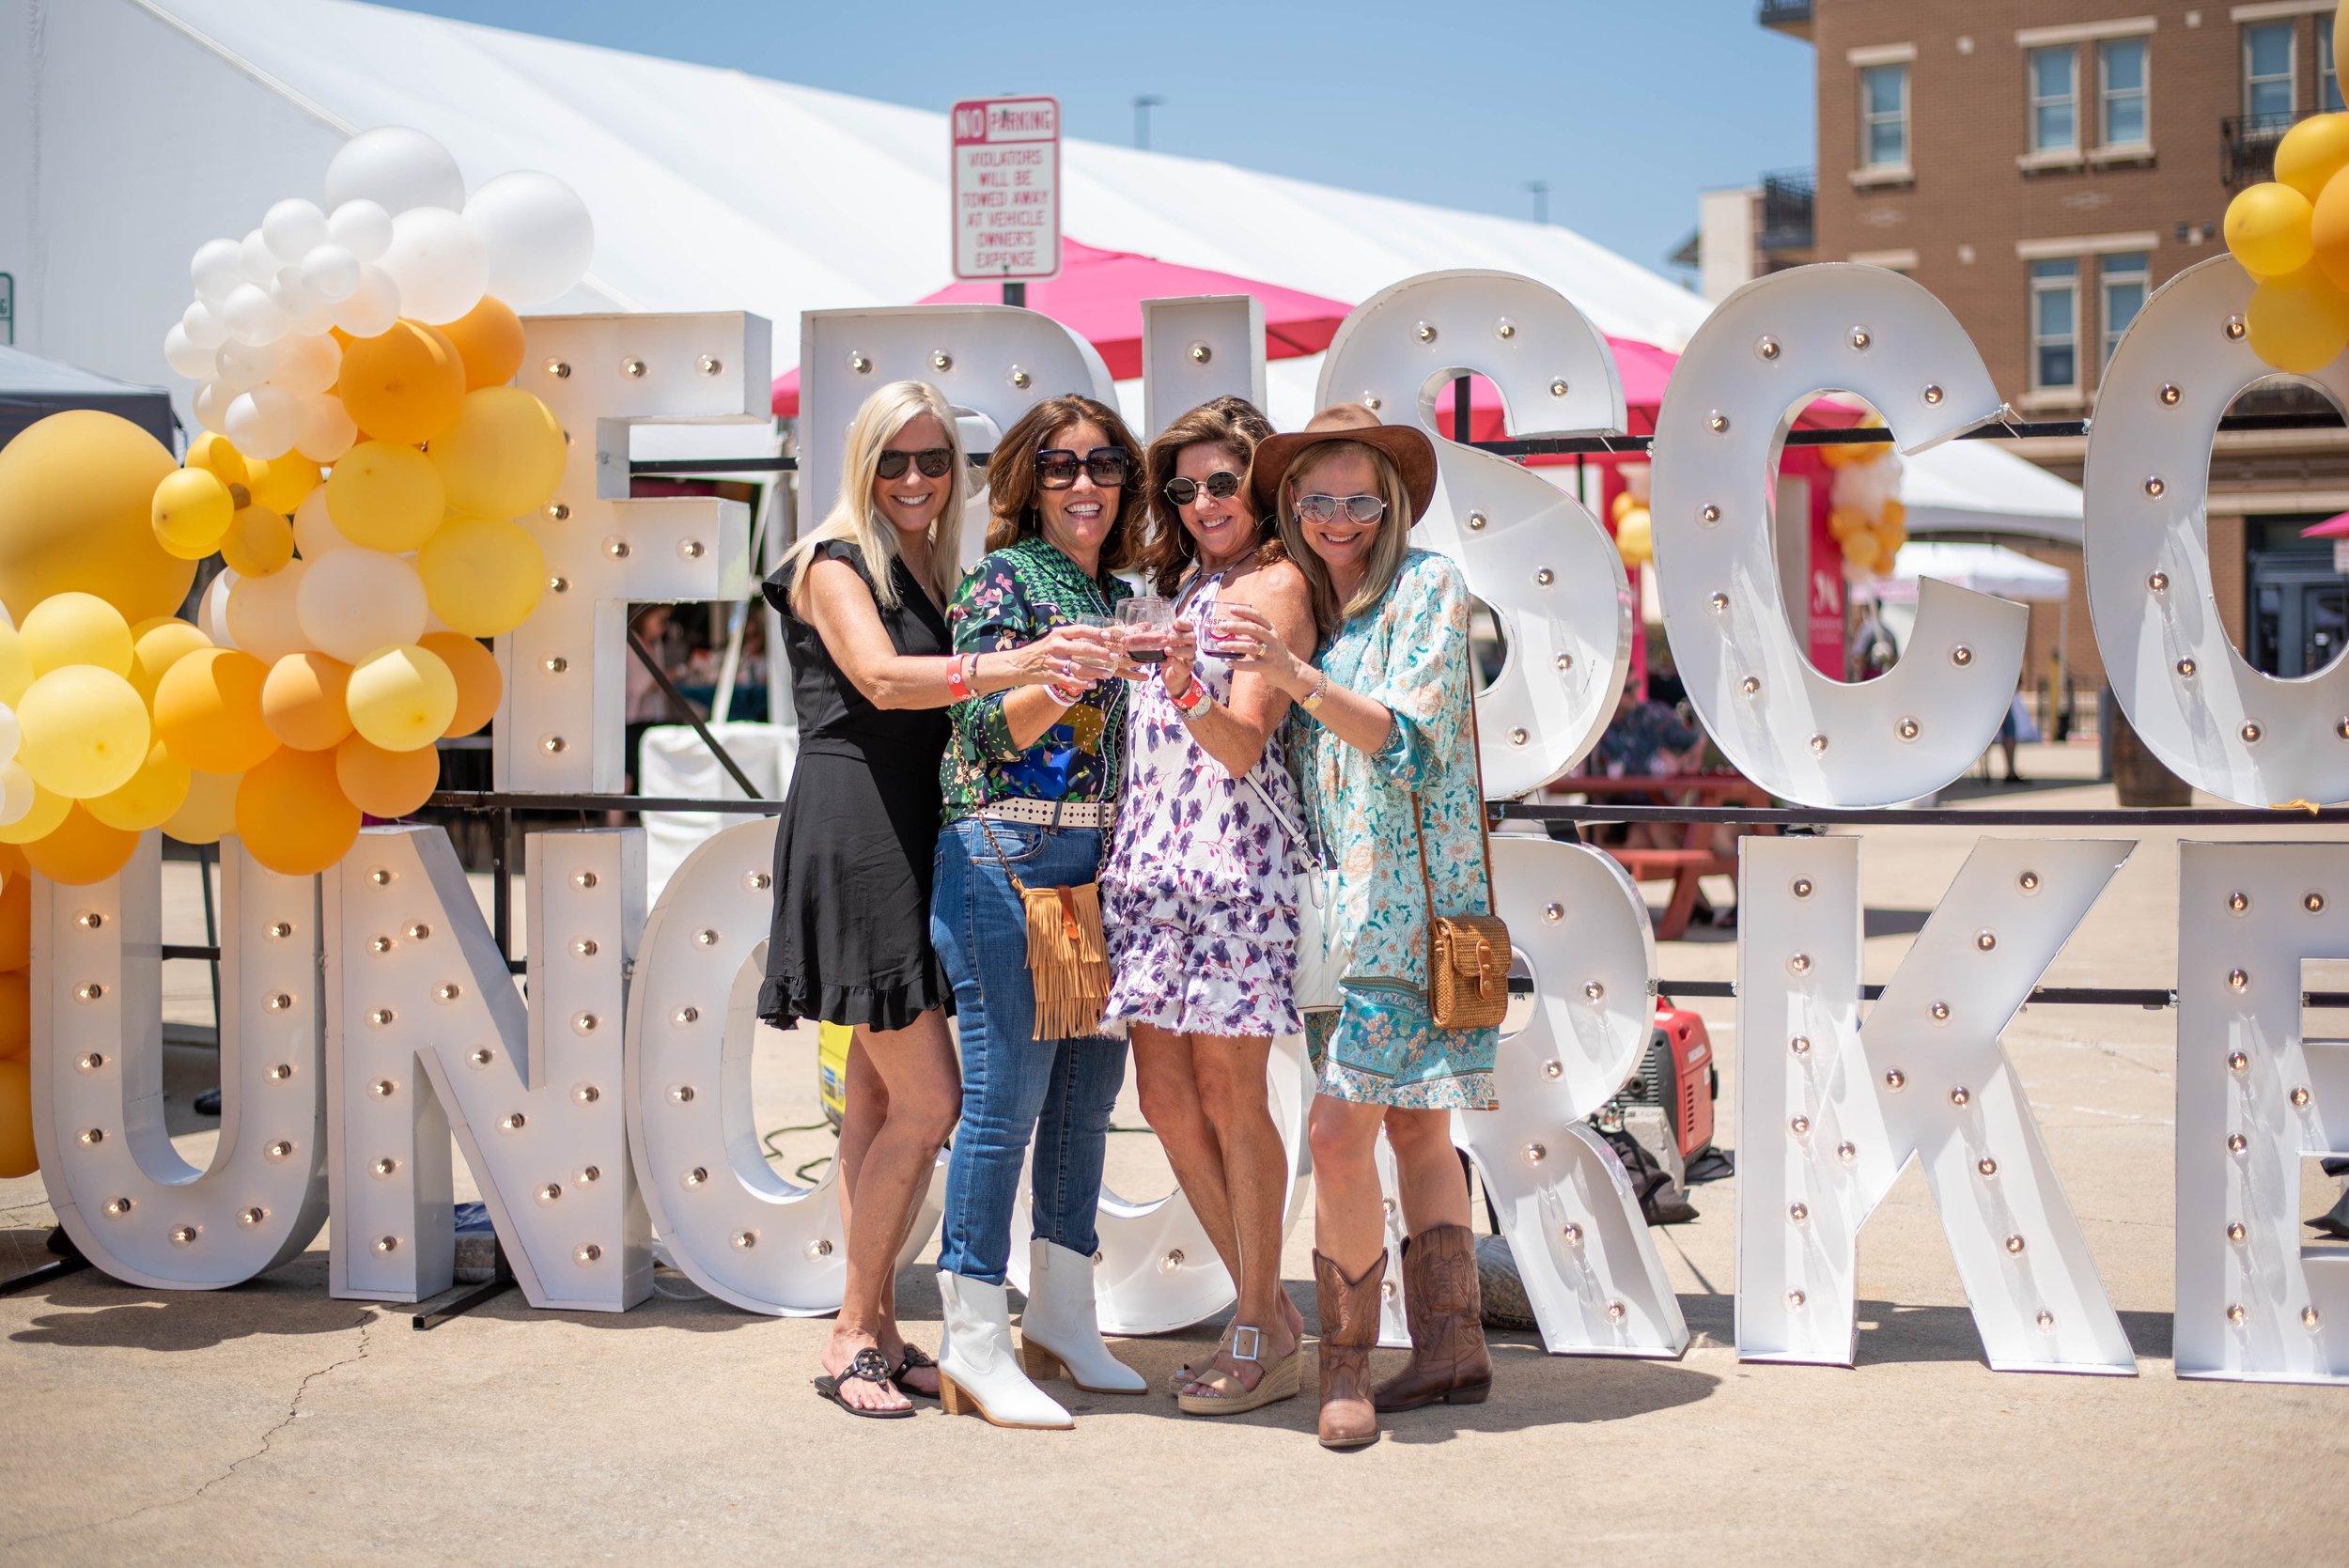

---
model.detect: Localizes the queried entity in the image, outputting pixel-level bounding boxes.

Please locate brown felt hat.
[1246,403,1439,525]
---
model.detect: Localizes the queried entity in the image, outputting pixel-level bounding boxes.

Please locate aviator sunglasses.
[1035,446,1132,489]
[1293,492,1389,525]
[1162,471,1243,506]
[876,446,956,480]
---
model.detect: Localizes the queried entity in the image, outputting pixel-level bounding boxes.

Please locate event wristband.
[945,654,974,703]
[1169,674,1209,716]
[1047,682,1086,707]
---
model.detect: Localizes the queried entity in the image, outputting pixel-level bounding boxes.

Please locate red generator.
[1604,996,1717,1162]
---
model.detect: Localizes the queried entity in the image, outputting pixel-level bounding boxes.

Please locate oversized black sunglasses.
[1035,446,1132,489]
[876,446,955,480]
[1162,471,1243,505]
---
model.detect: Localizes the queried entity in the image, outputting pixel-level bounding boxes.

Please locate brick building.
[1756,0,2349,710]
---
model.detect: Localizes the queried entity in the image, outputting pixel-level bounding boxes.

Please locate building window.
[1860,63,1909,168]
[2030,46,2078,153]
[2031,257,2080,393]
[2101,252,2149,367]
[2245,22,2295,120]
[2099,37,2149,147]
[2325,17,2343,114]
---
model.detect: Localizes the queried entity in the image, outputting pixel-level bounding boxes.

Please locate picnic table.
[1549,773,1775,939]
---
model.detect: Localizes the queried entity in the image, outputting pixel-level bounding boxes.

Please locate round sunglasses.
[876,446,955,480]
[1162,471,1243,505]
[1293,492,1388,525]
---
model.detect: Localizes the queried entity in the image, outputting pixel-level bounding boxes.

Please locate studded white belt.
[964,799,1118,830]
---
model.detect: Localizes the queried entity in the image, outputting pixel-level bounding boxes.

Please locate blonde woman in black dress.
[762,380,1100,1418]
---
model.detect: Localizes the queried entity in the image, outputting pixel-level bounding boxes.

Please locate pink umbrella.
[2302,511,2349,538]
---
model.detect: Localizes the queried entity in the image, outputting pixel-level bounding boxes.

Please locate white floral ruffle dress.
[1099,571,1303,1039]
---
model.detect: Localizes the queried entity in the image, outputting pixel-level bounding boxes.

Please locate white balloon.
[191,238,246,303]
[331,264,402,338]
[275,274,337,338]
[464,170,596,306]
[0,760,34,829]
[221,282,288,347]
[240,227,278,284]
[226,385,300,459]
[293,395,358,464]
[262,197,330,263]
[299,242,363,303]
[324,127,465,216]
[197,569,239,647]
[327,198,395,263]
[378,207,488,324]
[271,333,342,397]
[212,336,276,393]
[0,704,22,767]
[291,487,349,560]
[163,323,215,380]
[182,298,229,350]
[226,559,312,663]
[193,380,234,434]
[296,547,428,663]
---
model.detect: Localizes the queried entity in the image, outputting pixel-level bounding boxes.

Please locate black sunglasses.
[877,446,955,480]
[1035,446,1132,489]
[1162,471,1243,505]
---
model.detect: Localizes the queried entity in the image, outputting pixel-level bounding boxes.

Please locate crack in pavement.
[0,1309,378,1552]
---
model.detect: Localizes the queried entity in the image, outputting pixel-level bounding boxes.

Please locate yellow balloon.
[0,1058,34,1178]
[1614,507,1653,568]
[416,516,546,636]
[2226,182,2317,278]
[153,467,238,560]
[1841,529,1884,570]
[323,440,447,551]
[218,504,296,578]
[235,747,360,877]
[0,850,25,968]
[2278,113,2349,200]
[0,971,27,1061]
[346,643,456,752]
[0,779,71,845]
[15,666,149,799]
[245,454,320,515]
[427,387,568,520]
[0,409,194,625]
[23,803,140,886]
[21,590,132,676]
[85,739,192,831]
[1609,490,1635,523]
[184,430,250,494]
[1827,505,1868,541]
[2311,164,2349,294]
[128,618,212,706]
[0,623,34,706]
[2246,264,2349,374]
[162,766,241,846]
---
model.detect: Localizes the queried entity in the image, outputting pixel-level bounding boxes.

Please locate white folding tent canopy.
[1875,541,2072,604]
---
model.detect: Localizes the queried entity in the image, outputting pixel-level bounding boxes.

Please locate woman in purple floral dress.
[1098,397,1317,1417]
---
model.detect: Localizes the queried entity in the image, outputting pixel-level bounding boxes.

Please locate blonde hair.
[780,380,967,610]
[1272,439,1415,636]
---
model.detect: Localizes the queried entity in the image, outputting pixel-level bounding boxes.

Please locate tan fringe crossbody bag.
[1408,689,1510,1032]
[972,813,1112,1040]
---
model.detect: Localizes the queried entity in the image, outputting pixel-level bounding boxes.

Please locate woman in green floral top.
[929,393,1148,1430]
[1212,404,1497,1450]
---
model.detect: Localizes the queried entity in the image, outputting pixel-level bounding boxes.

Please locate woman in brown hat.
[1210,405,1498,1450]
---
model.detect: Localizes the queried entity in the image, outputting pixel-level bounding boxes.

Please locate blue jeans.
[931,817,1128,1285]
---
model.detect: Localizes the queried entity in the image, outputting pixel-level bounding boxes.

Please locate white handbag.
[1249,773,1348,1014]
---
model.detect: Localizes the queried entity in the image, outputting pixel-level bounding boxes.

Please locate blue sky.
[377,0,1815,282]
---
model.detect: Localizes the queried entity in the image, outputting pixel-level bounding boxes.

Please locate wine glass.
[1115,597,1174,670]
[1068,613,1121,682]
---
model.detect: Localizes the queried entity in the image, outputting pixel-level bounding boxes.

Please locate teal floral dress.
[1289,549,1499,1110]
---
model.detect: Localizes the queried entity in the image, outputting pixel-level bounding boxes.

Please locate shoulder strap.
[1409,679,1498,927]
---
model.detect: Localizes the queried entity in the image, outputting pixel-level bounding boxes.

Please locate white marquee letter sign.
[2174,844,2349,1383]
[1652,266,2025,806]
[326,826,648,1311]
[1316,270,1632,795]
[31,836,329,1286]
[496,314,767,794]
[1737,834,2135,1373]
[1139,294,1268,442]
[2086,257,2349,806]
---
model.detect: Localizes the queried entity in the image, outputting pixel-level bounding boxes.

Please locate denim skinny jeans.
[931,817,1129,1284]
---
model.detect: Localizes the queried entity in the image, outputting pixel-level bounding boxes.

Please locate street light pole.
[1524,180,1548,225]
[1134,94,1164,150]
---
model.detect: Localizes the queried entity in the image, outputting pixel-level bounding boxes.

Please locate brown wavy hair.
[1137,396,1284,596]
[983,394,1144,571]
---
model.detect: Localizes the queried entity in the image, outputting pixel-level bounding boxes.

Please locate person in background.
[929,394,1146,1429]
[1212,405,1498,1450]
[1099,396,1315,1417]
[759,380,1096,1419]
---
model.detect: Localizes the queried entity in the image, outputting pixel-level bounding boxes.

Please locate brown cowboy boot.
[1372,1223,1492,1411]
[1312,1249,1386,1450]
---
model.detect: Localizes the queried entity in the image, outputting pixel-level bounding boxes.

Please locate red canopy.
[2303,511,2349,538]
[771,238,1352,417]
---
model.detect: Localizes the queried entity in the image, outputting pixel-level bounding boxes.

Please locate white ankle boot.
[1018,1239,1147,1394]
[936,1270,1073,1429]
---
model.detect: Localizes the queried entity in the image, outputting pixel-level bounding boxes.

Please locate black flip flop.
[892,1343,940,1398]
[814,1346,916,1419]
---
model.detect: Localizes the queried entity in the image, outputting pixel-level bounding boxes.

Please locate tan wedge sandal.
[1175,1324,1302,1416]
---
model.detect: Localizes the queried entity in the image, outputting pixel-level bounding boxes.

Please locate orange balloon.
[0,970,25,1059]
[162,767,241,846]
[261,651,355,751]
[219,504,296,578]
[0,1058,32,1177]
[153,647,281,774]
[439,296,527,389]
[420,631,501,737]
[23,803,139,885]
[235,746,360,876]
[334,319,467,446]
[129,618,212,706]
[0,867,26,970]
[335,733,442,817]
